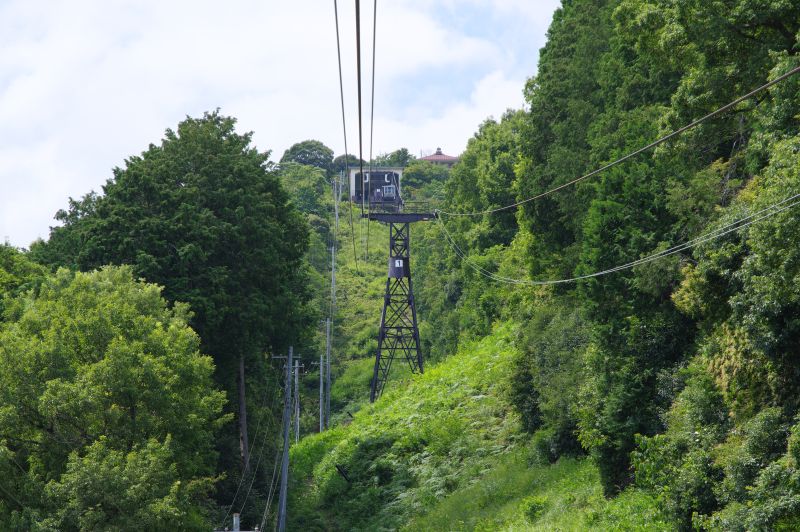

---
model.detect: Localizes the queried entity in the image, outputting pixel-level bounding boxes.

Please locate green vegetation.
[3,0,800,529]
[19,113,313,527]
[0,266,226,529]
[288,323,522,530]
[408,455,668,531]
[281,139,335,172]
[287,1,800,530]
[288,322,673,531]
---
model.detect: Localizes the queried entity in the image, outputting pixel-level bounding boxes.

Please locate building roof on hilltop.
[420,147,458,162]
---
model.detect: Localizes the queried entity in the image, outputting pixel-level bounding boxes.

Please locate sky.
[0,0,560,248]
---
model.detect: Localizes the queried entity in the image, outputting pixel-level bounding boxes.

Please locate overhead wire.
[218,369,282,530]
[259,451,282,531]
[366,0,377,262]
[355,0,366,261]
[331,180,337,321]
[333,0,360,274]
[436,64,800,218]
[435,190,800,286]
[239,379,284,518]
[249,355,304,529]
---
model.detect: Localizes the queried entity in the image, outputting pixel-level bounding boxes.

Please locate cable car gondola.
[349,167,404,210]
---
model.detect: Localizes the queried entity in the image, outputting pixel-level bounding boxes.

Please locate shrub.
[632,368,728,528]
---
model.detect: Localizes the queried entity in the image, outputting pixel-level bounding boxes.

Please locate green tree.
[515,0,615,274]
[28,194,99,271]
[32,112,311,494]
[445,111,523,249]
[512,303,589,458]
[281,139,334,172]
[278,162,332,216]
[401,160,448,200]
[0,266,227,530]
[373,148,414,168]
[0,245,46,317]
[332,153,364,175]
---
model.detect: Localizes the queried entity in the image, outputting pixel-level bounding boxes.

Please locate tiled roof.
[421,147,458,162]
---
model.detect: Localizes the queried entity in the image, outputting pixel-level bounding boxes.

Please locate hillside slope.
[288,323,521,530]
[287,323,667,530]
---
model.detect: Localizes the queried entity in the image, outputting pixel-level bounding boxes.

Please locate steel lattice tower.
[366,212,434,402]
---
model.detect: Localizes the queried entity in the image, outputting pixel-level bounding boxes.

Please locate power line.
[276,347,294,532]
[259,451,282,531]
[238,428,269,517]
[255,358,298,530]
[218,370,281,530]
[238,382,283,518]
[437,64,800,218]
[333,0,360,274]
[435,190,800,286]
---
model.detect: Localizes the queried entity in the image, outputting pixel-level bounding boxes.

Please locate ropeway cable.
[435,190,800,286]
[365,0,377,262]
[436,64,800,218]
[333,0,360,273]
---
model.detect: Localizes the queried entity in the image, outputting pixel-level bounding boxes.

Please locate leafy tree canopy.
[30,111,313,510]
[278,162,332,216]
[372,148,414,168]
[34,111,311,363]
[281,139,334,172]
[331,153,364,175]
[0,245,46,317]
[0,266,227,530]
[403,160,449,189]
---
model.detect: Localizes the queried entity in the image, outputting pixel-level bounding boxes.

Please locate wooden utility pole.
[319,350,325,432]
[238,355,250,473]
[325,317,332,428]
[277,346,293,532]
[293,359,300,444]
[328,193,336,428]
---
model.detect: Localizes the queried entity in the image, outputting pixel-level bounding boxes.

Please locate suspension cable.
[435,190,800,286]
[356,0,365,218]
[437,64,800,217]
[333,0,360,273]
[366,0,377,262]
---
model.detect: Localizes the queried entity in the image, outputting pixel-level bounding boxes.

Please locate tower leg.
[370,222,423,402]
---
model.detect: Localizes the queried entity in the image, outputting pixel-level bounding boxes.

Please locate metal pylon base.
[370,222,423,402]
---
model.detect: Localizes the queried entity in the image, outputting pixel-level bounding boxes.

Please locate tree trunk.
[238,354,250,473]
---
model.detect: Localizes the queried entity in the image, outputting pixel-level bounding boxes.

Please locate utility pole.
[319,349,325,432]
[277,346,293,532]
[335,171,341,232]
[328,177,337,429]
[325,317,332,428]
[293,359,300,444]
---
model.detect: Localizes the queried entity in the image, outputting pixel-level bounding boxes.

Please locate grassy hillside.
[288,1,800,526]
[326,209,392,420]
[288,322,521,530]
[287,321,668,530]
[408,454,667,531]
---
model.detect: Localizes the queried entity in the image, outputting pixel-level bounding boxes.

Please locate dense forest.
[289,0,800,529]
[2,0,800,530]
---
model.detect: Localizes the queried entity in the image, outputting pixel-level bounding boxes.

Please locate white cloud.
[373,69,524,158]
[0,0,558,247]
